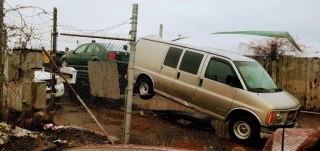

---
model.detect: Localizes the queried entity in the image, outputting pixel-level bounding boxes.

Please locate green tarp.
[211,31,302,52]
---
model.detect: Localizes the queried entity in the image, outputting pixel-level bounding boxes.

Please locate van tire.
[137,78,154,100]
[228,115,259,142]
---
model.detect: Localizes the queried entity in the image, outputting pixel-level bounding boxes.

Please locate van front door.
[157,47,183,98]
[172,50,206,105]
[194,55,241,119]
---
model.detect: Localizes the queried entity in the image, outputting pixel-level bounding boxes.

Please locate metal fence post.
[0,0,4,120]
[50,7,57,122]
[159,24,163,38]
[124,3,138,144]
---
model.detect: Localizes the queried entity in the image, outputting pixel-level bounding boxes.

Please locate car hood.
[258,91,301,110]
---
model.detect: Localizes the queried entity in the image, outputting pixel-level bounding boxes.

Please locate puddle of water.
[171,141,205,150]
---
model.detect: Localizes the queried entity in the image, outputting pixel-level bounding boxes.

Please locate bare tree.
[239,36,310,56]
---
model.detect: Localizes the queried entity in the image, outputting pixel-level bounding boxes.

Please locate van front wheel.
[228,116,259,142]
[137,78,154,100]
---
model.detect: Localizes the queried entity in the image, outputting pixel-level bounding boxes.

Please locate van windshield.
[234,61,282,93]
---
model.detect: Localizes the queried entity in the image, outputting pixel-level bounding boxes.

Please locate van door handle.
[177,72,180,79]
[199,79,203,87]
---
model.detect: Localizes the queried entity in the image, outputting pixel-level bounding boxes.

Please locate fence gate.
[54,4,138,145]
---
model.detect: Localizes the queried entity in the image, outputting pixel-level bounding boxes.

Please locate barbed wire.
[3,1,54,49]
[57,18,131,35]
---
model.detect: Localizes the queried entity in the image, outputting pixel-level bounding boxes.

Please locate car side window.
[74,44,88,54]
[205,58,242,88]
[163,47,183,68]
[86,44,100,53]
[179,51,203,74]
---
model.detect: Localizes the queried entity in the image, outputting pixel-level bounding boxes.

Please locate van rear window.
[163,47,183,68]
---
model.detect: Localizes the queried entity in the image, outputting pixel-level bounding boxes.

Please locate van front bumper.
[260,122,300,138]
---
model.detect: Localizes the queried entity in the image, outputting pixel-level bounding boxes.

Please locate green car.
[60,42,129,69]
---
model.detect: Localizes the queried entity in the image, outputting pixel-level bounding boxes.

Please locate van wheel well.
[136,74,154,100]
[226,109,261,142]
[226,110,260,125]
[136,74,153,87]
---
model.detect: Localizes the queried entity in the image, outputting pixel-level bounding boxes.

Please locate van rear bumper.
[260,122,299,138]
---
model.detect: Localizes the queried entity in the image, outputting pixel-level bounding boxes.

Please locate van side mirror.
[123,45,128,51]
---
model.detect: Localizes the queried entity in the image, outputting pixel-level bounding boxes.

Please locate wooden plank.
[281,56,288,90]
[4,52,21,81]
[293,57,299,101]
[306,58,313,110]
[88,61,120,99]
[296,57,304,108]
[310,58,319,112]
[287,56,293,93]
[301,57,309,110]
[317,59,320,112]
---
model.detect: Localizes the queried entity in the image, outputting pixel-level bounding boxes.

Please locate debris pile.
[0,122,38,145]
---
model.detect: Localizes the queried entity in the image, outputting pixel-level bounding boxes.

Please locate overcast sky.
[6,0,320,53]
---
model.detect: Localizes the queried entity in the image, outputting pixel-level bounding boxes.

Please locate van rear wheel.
[137,78,154,100]
[228,116,259,142]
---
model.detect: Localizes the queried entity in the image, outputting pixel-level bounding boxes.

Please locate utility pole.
[0,0,4,120]
[50,7,57,122]
[124,3,138,144]
[159,24,163,38]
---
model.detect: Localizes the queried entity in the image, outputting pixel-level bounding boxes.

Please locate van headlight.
[266,110,288,125]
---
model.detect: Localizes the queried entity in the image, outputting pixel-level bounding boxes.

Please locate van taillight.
[267,111,275,125]
[108,52,116,60]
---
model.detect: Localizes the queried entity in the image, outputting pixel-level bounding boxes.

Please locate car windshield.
[234,61,281,93]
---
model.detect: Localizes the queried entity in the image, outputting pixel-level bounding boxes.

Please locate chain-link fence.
[1,2,56,128]
[1,2,138,149]
[54,32,131,143]
[1,2,235,151]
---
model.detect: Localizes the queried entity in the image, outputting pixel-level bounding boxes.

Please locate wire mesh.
[1,2,233,151]
[55,31,130,143]
[2,3,55,127]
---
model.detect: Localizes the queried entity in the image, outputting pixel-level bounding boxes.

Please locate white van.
[133,35,300,142]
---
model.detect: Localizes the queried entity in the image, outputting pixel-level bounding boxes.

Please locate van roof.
[140,35,256,62]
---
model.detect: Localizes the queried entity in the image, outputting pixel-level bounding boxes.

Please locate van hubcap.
[233,121,251,139]
[139,82,149,95]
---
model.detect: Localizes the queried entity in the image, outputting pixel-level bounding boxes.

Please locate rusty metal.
[60,33,132,41]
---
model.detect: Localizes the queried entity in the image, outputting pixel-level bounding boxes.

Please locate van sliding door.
[172,50,207,105]
[157,47,183,98]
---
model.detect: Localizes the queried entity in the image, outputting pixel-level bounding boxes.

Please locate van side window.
[205,59,242,88]
[163,47,183,68]
[179,51,203,74]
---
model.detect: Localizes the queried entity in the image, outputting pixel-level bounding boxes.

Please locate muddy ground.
[1,94,320,151]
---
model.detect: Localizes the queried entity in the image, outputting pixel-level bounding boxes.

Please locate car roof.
[140,35,256,62]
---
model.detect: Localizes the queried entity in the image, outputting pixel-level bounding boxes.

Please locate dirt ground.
[52,96,229,151]
[1,94,320,151]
